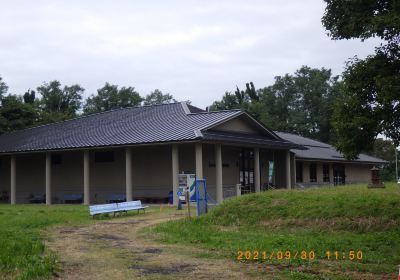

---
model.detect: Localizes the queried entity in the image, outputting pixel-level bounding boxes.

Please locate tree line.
[208,65,398,181]
[209,66,341,144]
[0,77,176,133]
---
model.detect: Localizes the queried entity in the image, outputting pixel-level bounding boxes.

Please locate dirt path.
[47,209,267,280]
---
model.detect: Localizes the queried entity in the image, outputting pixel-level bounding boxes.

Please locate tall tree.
[0,95,37,133]
[367,138,399,181]
[209,91,246,111]
[23,89,36,104]
[219,67,342,143]
[209,82,258,111]
[322,0,400,159]
[37,81,84,124]
[0,76,8,98]
[143,89,176,105]
[84,83,142,114]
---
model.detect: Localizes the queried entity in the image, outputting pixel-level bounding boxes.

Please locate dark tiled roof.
[187,104,206,113]
[0,103,303,153]
[276,132,387,164]
[203,131,306,150]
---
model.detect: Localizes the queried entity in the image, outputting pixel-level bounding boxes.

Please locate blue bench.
[117,201,148,213]
[89,200,148,217]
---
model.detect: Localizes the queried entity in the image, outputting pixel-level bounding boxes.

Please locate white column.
[254,148,261,192]
[125,147,133,201]
[215,144,223,203]
[286,150,291,189]
[83,150,90,205]
[172,145,179,205]
[10,155,16,205]
[45,152,52,205]
[195,143,203,179]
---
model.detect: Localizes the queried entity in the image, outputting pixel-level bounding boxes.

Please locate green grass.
[0,204,92,279]
[151,183,400,279]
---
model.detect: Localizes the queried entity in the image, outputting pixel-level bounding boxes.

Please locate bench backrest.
[89,200,145,215]
[117,200,142,211]
[89,203,118,215]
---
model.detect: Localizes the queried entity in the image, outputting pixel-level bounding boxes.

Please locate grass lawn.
[151,183,400,279]
[0,204,93,280]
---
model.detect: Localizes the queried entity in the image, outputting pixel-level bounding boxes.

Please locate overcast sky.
[0,0,379,108]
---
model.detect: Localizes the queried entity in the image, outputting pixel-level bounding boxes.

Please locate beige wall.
[203,145,241,198]
[295,160,373,187]
[9,154,46,203]
[1,143,294,204]
[273,150,287,188]
[345,163,373,184]
[213,117,259,134]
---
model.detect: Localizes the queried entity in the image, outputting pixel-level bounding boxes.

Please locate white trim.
[180,101,191,114]
[194,129,203,138]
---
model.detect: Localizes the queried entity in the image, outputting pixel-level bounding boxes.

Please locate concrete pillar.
[125,147,133,201]
[293,156,297,186]
[172,144,179,205]
[45,152,52,205]
[195,143,203,179]
[286,151,291,189]
[215,144,223,203]
[254,148,261,192]
[10,155,16,205]
[83,150,90,205]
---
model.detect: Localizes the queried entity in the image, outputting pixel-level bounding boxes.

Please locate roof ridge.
[188,108,242,115]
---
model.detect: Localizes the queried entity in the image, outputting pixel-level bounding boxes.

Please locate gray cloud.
[0,0,379,107]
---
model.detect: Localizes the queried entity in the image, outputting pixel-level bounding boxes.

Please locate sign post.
[185,190,191,218]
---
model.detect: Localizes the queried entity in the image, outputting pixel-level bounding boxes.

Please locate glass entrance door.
[239,148,254,194]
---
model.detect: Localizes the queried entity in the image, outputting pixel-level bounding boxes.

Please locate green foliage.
[209,82,258,111]
[0,76,8,98]
[210,67,342,143]
[152,184,400,278]
[322,0,400,41]
[0,95,38,134]
[322,0,400,158]
[0,205,90,279]
[23,89,36,105]
[143,89,176,105]
[37,81,84,124]
[367,138,399,181]
[84,82,142,114]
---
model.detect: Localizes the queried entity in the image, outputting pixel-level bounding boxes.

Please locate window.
[296,161,303,182]
[323,164,330,182]
[95,151,114,163]
[309,163,317,182]
[51,154,62,165]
